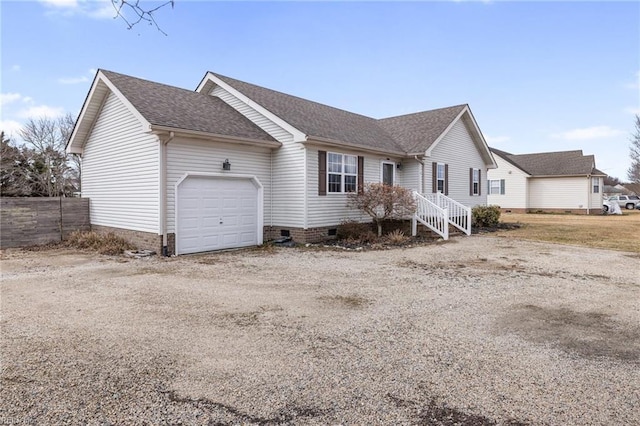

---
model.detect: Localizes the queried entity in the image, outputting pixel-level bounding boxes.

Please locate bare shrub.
[65,231,135,255]
[385,229,409,245]
[347,183,416,236]
[337,219,372,240]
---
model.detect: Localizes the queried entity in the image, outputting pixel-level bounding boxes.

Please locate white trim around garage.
[174,172,264,255]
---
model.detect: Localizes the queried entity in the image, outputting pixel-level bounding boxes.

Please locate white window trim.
[592,177,600,194]
[436,163,445,193]
[327,152,358,194]
[380,160,396,186]
[489,179,503,195]
[472,168,480,195]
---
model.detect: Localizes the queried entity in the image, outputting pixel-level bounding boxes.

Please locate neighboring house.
[622,183,640,196]
[487,148,605,214]
[67,70,496,255]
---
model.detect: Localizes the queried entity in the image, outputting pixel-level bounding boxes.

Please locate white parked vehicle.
[602,199,622,215]
[604,195,640,210]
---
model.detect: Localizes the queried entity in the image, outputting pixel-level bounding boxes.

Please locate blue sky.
[1,0,639,179]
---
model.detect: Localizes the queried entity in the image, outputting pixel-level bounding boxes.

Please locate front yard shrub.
[347,183,416,236]
[384,229,409,245]
[65,231,135,255]
[336,220,371,240]
[472,205,501,228]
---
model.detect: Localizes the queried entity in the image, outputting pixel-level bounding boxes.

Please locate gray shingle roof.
[377,105,467,154]
[211,73,407,153]
[101,70,276,142]
[490,148,600,176]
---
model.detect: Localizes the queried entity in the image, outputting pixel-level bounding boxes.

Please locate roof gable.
[491,148,600,176]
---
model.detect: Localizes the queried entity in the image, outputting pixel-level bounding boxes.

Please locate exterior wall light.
[223,159,231,171]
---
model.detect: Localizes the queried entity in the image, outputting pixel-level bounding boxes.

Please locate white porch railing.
[412,192,449,240]
[423,193,472,236]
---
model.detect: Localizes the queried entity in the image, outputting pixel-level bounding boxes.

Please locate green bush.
[472,205,501,228]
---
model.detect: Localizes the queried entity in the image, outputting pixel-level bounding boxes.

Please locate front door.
[382,162,395,186]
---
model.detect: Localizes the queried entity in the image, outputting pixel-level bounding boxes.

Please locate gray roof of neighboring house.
[101,70,276,142]
[490,147,602,176]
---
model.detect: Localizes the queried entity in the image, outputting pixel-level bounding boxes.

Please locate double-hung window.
[592,177,600,193]
[488,179,505,195]
[472,169,480,195]
[328,152,357,193]
[436,163,445,193]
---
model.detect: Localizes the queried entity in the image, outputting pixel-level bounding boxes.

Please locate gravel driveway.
[1,235,639,425]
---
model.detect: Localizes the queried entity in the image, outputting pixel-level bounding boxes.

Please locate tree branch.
[111,0,175,36]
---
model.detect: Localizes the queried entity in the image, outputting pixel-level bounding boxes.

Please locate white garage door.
[177,176,259,254]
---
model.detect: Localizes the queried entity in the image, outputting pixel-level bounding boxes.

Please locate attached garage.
[175,174,263,255]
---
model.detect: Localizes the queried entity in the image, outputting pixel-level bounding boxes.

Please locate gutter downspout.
[159,131,175,256]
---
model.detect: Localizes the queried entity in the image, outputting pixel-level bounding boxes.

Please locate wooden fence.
[0,197,90,248]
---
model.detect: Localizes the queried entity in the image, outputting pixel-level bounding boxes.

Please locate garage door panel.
[177,176,259,254]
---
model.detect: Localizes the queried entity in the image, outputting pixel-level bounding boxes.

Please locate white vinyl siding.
[211,85,305,228]
[307,147,403,227]
[528,177,592,210]
[487,155,529,208]
[590,177,603,209]
[166,137,272,234]
[397,159,421,192]
[426,119,487,207]
[81,91,159,233]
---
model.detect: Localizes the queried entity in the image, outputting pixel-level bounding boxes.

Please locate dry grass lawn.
[496,210,640,253]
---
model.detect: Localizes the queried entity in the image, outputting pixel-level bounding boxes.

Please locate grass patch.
[496,211,640,253]
[65,231,136,255]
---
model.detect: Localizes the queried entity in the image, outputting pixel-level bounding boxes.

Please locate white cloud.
[58,76,90,85]
[0,120,24,137]
[626,70,640,90]
[39,0,78,8]
[551,126,624,141]
[484,135,510,144]
[1,93,23,106]
[58,68,96,85]
[17,105,65,119]
[625,107,640,115]
[38,0,115,19]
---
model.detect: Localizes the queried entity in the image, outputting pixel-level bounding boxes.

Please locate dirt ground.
[1,235,639,425]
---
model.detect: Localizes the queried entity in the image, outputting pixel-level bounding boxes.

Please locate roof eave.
[303,136,407,157]
[149,125,282,148]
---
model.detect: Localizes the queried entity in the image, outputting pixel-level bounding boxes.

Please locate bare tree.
[628,115,640,183]
[347,183,416,237]
[18,114,79,197]
[112,0,175,35]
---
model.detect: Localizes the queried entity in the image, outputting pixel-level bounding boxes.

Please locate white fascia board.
[303,136,407,157]
[66,71,102,154]
[197,72,307,142]
[149,125,282,148]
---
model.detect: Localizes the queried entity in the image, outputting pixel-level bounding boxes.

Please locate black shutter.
[478,169,481,196]
[357,156,364,194]
[432,162,437,193]
[318,151,327,196]
[444,164,449,195]
[469,168,473,196]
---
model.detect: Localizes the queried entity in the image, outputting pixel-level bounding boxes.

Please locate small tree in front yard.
[347,183,416,237]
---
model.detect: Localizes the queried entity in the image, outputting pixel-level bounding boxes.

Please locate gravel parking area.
[1,235,639,425]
